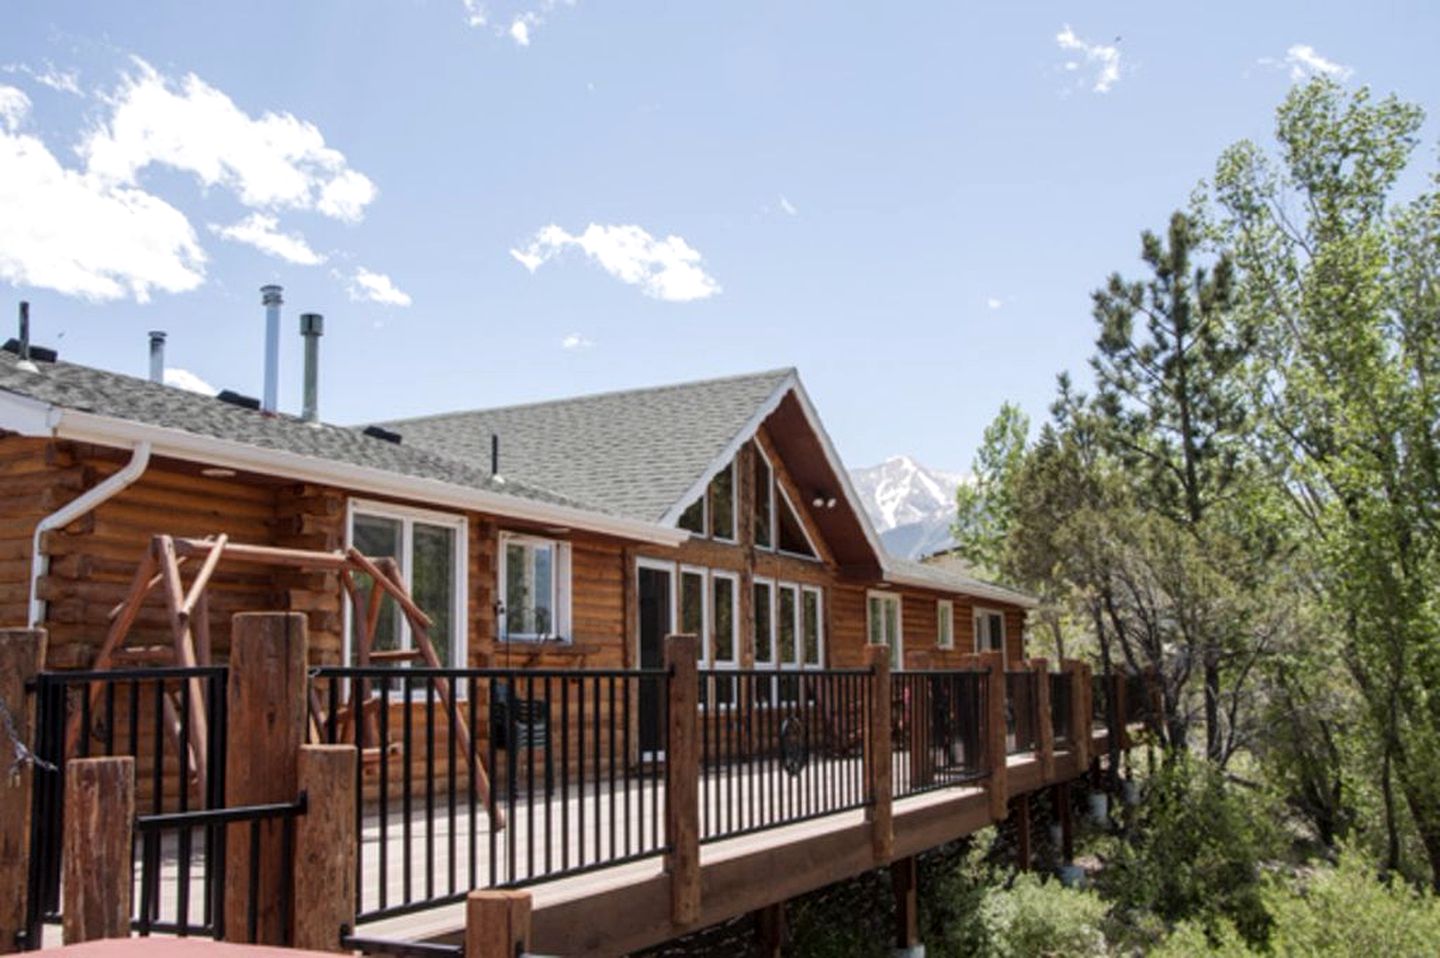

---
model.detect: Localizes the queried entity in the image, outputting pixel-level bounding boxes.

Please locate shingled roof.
[376,368,796,523]
[0,348,588,511]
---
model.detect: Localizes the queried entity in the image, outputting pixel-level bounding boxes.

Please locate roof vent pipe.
[16,301,37,373]
[491,433,504,484]
[260,284,283,413]
[148,331,166,384]
[299,312,323,424]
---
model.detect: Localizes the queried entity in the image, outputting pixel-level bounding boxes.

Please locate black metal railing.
[24,665,229,949]
[1004,671,1039,755]
[133,797,305,940]
[1050,673,1073,745]
[697,669,871,844]
[891,671,989,799]
[310,666,671,924]
[1091,674,1110,729]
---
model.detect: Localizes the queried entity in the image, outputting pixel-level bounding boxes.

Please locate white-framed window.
[974,607,1006,658]
[801,586,823,668]
[679,565,708,661]
[346,499,468,668]
[753,445,775,550]
[752,577,776,668]
[499,532,572,642]
[753,579,826,704]
[937,600,954,649]
[867,591,902,670]
[775,484,820,560]
[710,571,739,669]
[710,461,736,542]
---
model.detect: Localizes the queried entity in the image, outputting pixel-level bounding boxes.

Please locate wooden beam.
[665,633,701,927]
[464,890,531,958]
[225,612,308,945]
[1033,658,1054,782]
[754,901,786,958]
[0,628,46,955]
[1056,782,1074,862]
[865,643,893,863]
[1014,792,1032,872]
[293,745,357,953]
[62,757,134,944]
[891,855,919,951]
[982,650,1008,821]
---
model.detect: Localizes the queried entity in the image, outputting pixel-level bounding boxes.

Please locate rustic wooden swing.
[66,533,502,828]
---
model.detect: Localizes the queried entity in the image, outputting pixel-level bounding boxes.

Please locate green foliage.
[952,401,1030,576]
[974,873,1109,958]
[1099,756,1280,944]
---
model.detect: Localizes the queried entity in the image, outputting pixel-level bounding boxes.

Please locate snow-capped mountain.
[848,456,965,560]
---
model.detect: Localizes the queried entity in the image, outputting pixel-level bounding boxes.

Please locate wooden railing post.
[864,644,893,863]
[62,757,134,944]
[981,651,1007,822]
[465,889,531,958]
[293,744,357,952]
[0,628,45,955]
[1032,658,1053,781]
[225,612,308,945]
[664,633,700,927]
[1110,671,1128,750]
[1065,660,1090,769]
[1145,666,1164,736]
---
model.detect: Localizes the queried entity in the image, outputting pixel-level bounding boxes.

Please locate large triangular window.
[776,487,817,558]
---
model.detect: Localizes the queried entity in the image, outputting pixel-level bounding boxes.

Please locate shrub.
[1098,755,1279,945]
[1263,851,1440,956]
[976,873,1109,957]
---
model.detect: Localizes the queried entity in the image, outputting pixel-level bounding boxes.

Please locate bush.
[975,873,1109,957]
[1098,755,1279,945]
[1263,851,1440,956]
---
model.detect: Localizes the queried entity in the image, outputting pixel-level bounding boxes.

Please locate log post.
[891,855,920,955]
[225,612,307,945]
[1014,792,1032,872]
[1056,781,1074,862]
[1032,658,1053,782]
[864,644,893,863]
[664,633,700,927]
[1145,665,1164,737]
[754,901,786,958]
[0,628,45,955]
[465,889,531,958]
[1110,671,1128,750]
[62,757,134,944]
[981,651,1007,821]
[293,745,357,952]
[1066,660,1090,769]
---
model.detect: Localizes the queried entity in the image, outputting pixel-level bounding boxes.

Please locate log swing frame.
[64,533,502,828]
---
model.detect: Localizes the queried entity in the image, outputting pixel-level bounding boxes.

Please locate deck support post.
[465,889,531,958]
[664,633,701,927]
[1015,792,1032,872]
[1055,782,1074,862]
[0,628,45,955]
[865,644,893,863]
[225,611,307,945]
[891,855,922,956]
[1032,659,1053,782]
[754,901,787,958]
[981,651,1007,822]
[293,744,357,952]
[61,757,133,944]
[1110,671,1128,752]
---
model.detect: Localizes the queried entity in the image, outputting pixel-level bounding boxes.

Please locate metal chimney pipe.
[15,301,37,373]
[260,284,283,413]
[148,331,166,384]
[299,312,323,423]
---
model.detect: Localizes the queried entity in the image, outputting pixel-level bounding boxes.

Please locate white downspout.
[28,441,152,627]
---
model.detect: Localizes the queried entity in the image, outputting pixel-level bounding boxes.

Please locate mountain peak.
[848,455,964,560]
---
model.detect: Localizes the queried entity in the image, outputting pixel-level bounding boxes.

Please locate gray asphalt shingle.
[376,368,795,522]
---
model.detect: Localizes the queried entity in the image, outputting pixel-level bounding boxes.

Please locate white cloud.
[986,297,1004,310]
[0,109,206,301]
[210,213,325,265]
[82,58,377,222]
[1055,25,1122,94]
[560,332,594,350]
[3,63,82,96]
[1273,44,1353,82]
[779,195,798,216]
[346,267,412,307]
[164,367,218,395]
[464,0,576,46]
[0,85,28,132]
[511,223,721,302]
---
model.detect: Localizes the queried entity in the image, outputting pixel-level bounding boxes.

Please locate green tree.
[952,401,1030,576]
[1208,78,1440,885]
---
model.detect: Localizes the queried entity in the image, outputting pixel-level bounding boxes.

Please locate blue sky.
[1,2,1435,474]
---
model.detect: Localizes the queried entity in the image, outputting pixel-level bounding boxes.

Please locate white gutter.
[29,441,152,626]
[881,564,1040,610]
[41,407,688,548]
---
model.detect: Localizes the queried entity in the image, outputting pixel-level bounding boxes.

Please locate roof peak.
[379,367,796,428]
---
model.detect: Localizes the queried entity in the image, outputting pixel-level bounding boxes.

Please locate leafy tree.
[952,401,1030,576]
